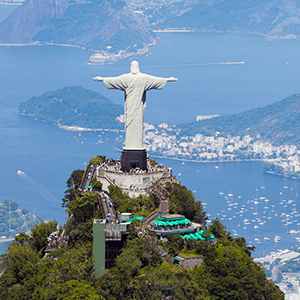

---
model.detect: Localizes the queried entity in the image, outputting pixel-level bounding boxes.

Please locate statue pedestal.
[121,149,147,172]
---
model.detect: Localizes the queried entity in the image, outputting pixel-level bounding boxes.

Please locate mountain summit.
[0,0,155,59]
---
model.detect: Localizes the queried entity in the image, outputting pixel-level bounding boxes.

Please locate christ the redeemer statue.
[93,61,178,150]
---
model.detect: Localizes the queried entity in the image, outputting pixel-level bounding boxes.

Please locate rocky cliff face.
[0,0,68,44]
[0,0,155,55]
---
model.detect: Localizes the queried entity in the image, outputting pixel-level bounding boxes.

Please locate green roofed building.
[147,214,203,238]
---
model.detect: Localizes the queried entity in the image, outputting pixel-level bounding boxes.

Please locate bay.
[1,28,300,257]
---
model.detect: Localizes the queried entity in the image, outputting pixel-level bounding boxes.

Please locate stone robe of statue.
[93,61,177,150]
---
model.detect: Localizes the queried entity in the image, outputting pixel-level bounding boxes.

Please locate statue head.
[130,61,140,74]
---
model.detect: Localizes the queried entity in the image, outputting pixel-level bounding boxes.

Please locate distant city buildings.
[142,123,300,179]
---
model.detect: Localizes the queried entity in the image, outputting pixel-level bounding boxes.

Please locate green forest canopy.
[18,86,123,130]
[0,163,284,299]
[179,93,300,146]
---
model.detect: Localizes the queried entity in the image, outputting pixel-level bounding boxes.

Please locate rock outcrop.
[0,0,155,57]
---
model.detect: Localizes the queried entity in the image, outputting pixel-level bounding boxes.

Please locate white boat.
[264,237,270,241]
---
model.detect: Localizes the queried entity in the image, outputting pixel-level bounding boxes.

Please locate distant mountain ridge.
[179,93,300,146]
[0,0,155,60]
[2,0,300,64]
[128,0,300,39]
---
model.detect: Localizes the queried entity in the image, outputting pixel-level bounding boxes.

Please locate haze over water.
[1,10,300,256]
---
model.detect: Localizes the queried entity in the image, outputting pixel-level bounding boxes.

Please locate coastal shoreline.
[0,1,22,4]
[17,113,124,133]
[114,147,265,164]
[57,124,124,133]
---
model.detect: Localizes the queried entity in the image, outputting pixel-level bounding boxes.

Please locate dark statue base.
[121,149,147,172]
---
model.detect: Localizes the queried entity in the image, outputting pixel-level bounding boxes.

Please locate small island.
[17,86,124,131]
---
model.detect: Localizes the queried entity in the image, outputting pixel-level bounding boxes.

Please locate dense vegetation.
[179,93,300,146]
[0,161,284,299]
[0,199,44,239]
[17,86,123,130]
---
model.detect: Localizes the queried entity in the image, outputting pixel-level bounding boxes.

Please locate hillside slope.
[128,0,300,39]
[17,86,123,130]
[180,93,300,146]
[0,0,155,56]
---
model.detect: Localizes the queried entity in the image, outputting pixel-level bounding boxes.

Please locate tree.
[208,218,227,239]
[21,208,29,215]
[89,155,106,165]
[167,234,184,256]
[35,280,104,300]
[66,192,98,223]
[30,220,58,256]
[0,242,40,299]
[165,182,207,224]
[62,169,84,208]
[90,178,102,189]
[3,199,18,211]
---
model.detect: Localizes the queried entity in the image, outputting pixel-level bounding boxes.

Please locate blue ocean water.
[1,23,300,256]
[0,4,19,21]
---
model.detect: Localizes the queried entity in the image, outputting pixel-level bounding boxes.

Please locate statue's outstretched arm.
[167,77,178,82]
[93,76,103,82]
